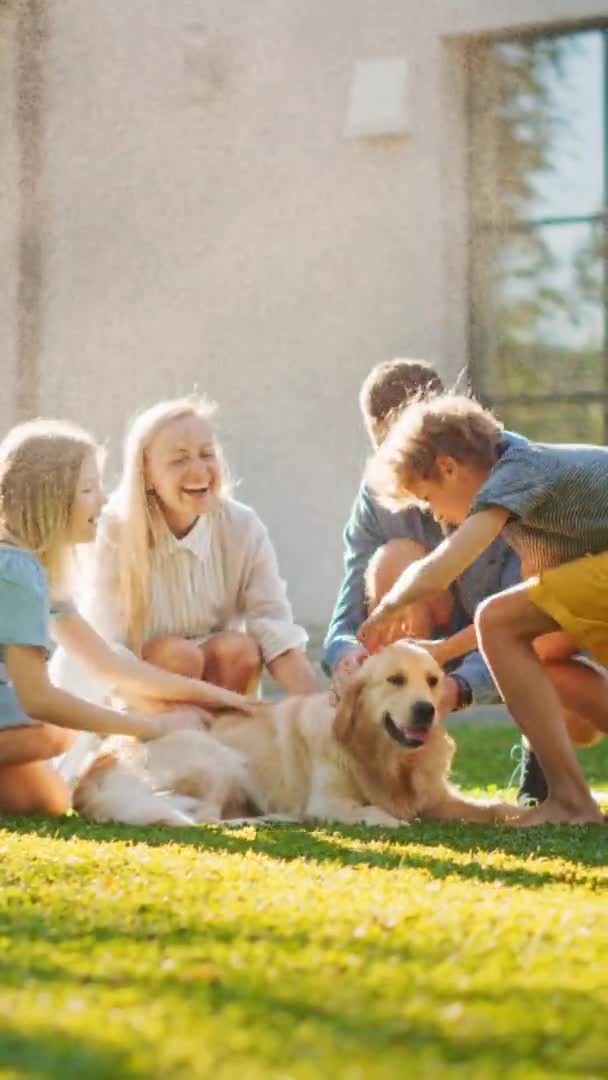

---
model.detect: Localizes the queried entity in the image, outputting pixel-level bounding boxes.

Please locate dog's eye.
[426,674,439,688]
[387,673,407,687]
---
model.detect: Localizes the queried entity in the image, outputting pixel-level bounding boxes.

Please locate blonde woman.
[75,397,316,697]
[0,419,252,816]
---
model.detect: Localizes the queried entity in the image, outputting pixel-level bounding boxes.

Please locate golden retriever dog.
[208,640,510,825]
[72,728,252,827]
[73,642,511,827]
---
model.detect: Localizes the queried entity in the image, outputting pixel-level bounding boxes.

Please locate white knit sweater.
[83,497,308,662]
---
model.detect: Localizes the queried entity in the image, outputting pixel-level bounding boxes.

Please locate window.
[467,27,608,442]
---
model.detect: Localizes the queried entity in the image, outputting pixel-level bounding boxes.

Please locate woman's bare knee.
[202,633,262,692]
[142,636,203,679]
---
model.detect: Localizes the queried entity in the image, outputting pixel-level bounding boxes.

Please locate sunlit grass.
[0,726,606,1078]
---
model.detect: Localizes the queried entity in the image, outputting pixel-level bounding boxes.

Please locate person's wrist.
[429,640,449,667]
[448,673,473,711]
[336,648,366,671]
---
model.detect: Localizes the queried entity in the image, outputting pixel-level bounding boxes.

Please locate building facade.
[1,0,607,626]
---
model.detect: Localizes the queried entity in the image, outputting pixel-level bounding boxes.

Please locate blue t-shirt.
[0,544,78,728]
[471,435,608,572]
[0,544,75,680]
[0,545,50,671]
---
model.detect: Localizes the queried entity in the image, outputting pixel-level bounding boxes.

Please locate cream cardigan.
[83,498,308,662]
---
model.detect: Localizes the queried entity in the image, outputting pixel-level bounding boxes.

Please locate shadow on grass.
[0,1021,142,1080]
[1,814,606,885]
[0,949,604,1077]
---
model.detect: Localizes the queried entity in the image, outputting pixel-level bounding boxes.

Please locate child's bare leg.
[476,585,603,825]
[366,539,454,640]
[0,762,70,815]
[0,723,74,767]
[0,726,73,815]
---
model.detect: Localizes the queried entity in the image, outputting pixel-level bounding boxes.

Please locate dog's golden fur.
[73,642,512,827]
[72,730,251,827]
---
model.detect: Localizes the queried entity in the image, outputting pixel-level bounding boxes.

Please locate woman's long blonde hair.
[104,396,226,653]
[0,418,100,593]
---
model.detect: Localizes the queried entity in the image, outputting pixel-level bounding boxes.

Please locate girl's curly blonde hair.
[0,418,101,590]
[366,393,503,509]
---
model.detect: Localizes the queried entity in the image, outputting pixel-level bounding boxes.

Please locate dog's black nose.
[410,701,435,730]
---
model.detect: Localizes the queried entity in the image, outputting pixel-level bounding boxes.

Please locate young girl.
[68,397,316,700]
[0,419,252,816]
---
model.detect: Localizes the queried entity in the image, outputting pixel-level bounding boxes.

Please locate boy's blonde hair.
[359,358,444,446]
[102,395,226,653]
[0,418,100,590]
[367,393,503,509]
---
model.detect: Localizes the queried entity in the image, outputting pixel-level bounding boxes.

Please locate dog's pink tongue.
[409,730,428,744]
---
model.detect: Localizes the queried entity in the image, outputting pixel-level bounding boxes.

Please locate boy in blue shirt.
[323,359,522,729]
[360,392,608,826]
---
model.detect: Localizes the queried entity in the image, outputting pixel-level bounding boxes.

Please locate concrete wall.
[2,0,607,627]
[0,1,18,435]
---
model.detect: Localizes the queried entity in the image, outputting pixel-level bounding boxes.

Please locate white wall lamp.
[345,58,410,138]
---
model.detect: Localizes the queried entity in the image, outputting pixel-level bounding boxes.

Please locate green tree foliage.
[468,32,606,442]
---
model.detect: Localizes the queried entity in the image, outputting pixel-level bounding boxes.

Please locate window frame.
[465,22,608,440]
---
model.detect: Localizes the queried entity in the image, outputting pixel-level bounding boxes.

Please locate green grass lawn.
[1,728,607,1080]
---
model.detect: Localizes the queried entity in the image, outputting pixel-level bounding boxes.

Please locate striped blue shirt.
[472,435,608,572]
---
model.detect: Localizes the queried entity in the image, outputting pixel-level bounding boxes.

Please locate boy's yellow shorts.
[528,550,608,666]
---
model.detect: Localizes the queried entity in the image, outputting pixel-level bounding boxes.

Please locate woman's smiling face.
[145,414,220,536]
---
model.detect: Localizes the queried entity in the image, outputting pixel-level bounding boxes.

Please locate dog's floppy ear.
[333,672,366,743]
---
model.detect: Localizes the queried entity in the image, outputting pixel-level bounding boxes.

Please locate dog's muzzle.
[383,701,435,749]
[410,700,435,731]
